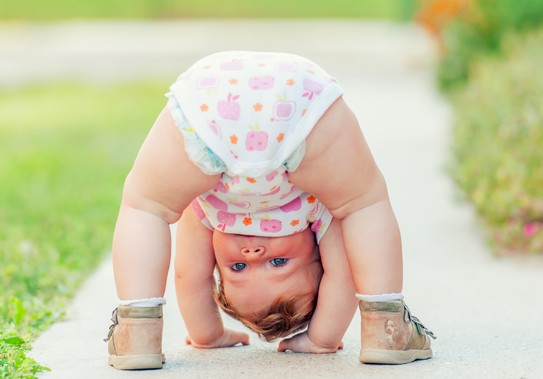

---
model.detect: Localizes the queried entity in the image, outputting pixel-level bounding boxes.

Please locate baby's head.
[212,228,323,341]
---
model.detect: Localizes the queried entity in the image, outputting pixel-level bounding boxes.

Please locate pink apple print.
[274,101,296,121]
[280,197,302,213]
[197,76,219,88]
[231,201,251,209]
[248,76,275,90]
[262,186,281,196]
[302,79,324,100]
[245,131,269,151]
[217,93,241,120]
[208,120,222,137]
[279,184,297,199]
[266,170,278,182]
[217,211,236,231]
[220,59,244,71]
[205,194,228,211]
[260,219,282,233]
[191,201,206,220]
[311,219,323,233]
[276,62,298,71]
[214,182,228,193]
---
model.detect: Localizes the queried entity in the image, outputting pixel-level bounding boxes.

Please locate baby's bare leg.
[113,108,219,300]
[113,204,173,299]
[290,97,434,365]
[340,201,403,294]
[290,98,402,295]
[107,108,220,370]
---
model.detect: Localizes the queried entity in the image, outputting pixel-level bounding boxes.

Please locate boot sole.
[360,348,432,365]
[109,353,165,370]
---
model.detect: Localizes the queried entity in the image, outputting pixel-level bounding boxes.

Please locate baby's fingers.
[279,334,342,354]
[277,334,308,353]
[224,330,250,347]
[185,330,249,349]
[277,339,293,352]
[215,328,250,348]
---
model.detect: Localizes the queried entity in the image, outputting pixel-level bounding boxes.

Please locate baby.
[176,202,356,352]
[105,51,435,370]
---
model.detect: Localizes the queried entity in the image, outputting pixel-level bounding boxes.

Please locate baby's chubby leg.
[107,108,220,369]
[113,107,219,299]
[290,97,434,364]
[290,98,402,295]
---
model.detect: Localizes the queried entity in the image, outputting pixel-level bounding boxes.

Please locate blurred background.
[1,1,542,378]
[0,0,418,20]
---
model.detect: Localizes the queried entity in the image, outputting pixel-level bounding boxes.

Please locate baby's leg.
[107,108,220,369]
[113,108,219,298]
[112,204,174,300]
[290,98,402,294]
[290,98,434,364]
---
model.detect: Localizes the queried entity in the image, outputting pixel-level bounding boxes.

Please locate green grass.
[451,28,543,254]
[0,0,418,21]
[0,82,167,378]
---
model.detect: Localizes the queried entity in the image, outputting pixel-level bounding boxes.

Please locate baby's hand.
[185,328,249,349]
[277,332,343,354]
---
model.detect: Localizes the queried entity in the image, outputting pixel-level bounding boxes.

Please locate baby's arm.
[278,219,358,353]
[175,205,249,348]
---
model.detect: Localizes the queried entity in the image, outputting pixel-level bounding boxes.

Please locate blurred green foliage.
[0,0,418,21]
[438,0,543,90]
[435,0,543,254]
[0,82,166,377]
[450,29,543,254]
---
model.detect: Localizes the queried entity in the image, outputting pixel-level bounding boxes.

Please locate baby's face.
[213,228,322,317]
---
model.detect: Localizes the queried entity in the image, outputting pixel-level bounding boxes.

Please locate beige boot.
[104,305,165,370]
[359,300,435,364]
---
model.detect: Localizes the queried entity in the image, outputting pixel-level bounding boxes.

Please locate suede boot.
[104,305,165,370]
[359,300,435,364]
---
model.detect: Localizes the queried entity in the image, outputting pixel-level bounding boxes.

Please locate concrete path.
[4,20,542,378]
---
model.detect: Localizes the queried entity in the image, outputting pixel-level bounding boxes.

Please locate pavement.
[3,19,543,379]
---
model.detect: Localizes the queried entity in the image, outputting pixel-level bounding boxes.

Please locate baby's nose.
[241,246,265,255]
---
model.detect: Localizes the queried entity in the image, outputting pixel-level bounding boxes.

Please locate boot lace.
[403,302,436,340]
[103,307,119,342]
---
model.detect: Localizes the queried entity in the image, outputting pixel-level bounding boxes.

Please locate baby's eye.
[231,263,247,272]
[270,258,288,267]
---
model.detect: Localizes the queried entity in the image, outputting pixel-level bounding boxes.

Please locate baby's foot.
[358,300,435,364]
[104,305,165,370]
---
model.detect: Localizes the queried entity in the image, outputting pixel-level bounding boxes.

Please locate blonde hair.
[213,276,317,342]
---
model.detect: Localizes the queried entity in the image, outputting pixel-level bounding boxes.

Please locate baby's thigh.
[125,107,220,221]
[289,98,385,217]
